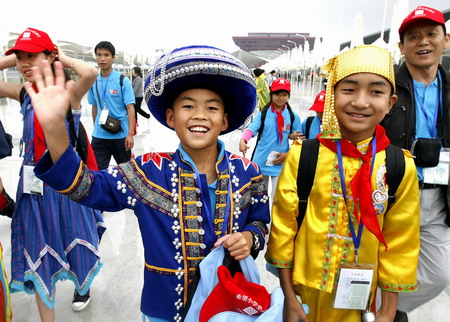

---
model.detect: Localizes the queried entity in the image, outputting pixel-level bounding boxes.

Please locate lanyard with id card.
[96,75,110,125]
[23,165,44,195]
[333,140,375,310]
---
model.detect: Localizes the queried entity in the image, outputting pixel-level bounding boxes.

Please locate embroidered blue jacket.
[35,146,270,320]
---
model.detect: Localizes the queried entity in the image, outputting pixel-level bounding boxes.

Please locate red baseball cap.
[270,77,291,93]
[199,265,270,321]
[398,6,446,38]
[5,28,56,56]
[310,90,326,112]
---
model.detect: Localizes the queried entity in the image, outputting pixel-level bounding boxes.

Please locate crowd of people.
[0,4,449,322]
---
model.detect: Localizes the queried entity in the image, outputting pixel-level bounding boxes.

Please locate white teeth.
[418,51,431,54]
[349,113,366,118]
[189,126,208,132]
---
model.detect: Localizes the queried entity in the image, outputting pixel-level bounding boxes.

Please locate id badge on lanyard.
[98,76,110,125]
[99,106,109,125]
[23,165,44,195]
[333,140,375,310]
[334,263,374,310]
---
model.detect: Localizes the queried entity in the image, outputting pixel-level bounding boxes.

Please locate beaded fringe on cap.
[320,45,396,140]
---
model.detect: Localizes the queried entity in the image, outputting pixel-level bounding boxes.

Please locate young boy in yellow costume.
[265,45,420,321]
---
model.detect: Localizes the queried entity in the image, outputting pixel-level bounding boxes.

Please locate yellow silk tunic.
[266,139,420,298]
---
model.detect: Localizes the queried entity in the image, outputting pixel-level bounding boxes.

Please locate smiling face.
[334,73,397,144]
[15,51,55,82]
[399,21,449,72]
[166,88,228,156]
[271,91,290,110]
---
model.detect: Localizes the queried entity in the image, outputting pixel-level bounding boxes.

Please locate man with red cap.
[239,78,302,201]
[381,6,450,321]
[302,90,325,139]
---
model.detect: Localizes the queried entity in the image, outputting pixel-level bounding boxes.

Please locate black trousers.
[91,137,131,170]
[134,97,150,119]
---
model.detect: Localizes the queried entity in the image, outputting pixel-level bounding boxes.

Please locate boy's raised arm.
[24,60,73,163]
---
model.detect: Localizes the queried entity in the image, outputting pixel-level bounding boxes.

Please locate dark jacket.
[382,63,450,149]
[381,63,450,226]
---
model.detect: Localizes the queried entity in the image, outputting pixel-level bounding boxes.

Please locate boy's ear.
[166,108,175,129]
[221,113,229,132]
[387,94,398,113]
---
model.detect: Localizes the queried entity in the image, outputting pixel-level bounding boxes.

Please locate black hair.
[164,83,230,114]
[132,66,142,77]
[94,41,116,56]
[270,70,276,74]
[400,22,447,43]
[270,89,290,97]
[253,68,265,77]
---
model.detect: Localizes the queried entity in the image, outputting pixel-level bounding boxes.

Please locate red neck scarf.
[271,104,285,143]
[31,84,47,163]
[317,125,390,249]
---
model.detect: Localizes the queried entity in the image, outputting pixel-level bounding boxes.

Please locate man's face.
[399,21,449,70]
[166,88,228,155]
[95,48,114,71]
[334,73,397,144]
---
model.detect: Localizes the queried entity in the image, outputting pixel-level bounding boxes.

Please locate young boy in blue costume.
[28,46,270,321]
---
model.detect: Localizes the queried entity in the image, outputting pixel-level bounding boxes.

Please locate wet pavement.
[1,79,450,321]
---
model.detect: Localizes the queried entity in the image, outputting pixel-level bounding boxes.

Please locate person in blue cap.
[27,45,270,321]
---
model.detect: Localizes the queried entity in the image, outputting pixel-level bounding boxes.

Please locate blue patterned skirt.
[10,174,106,308]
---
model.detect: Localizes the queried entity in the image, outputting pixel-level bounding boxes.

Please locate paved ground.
[1,79,450,321]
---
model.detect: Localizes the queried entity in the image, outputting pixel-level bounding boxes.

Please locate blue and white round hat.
[144,45,257,134]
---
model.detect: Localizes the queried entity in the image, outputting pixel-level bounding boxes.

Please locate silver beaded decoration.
[149,49,173,97]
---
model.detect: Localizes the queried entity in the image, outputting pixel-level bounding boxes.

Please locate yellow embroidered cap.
[320,45,395,139]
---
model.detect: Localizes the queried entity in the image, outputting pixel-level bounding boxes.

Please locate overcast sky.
[0,0,448,57]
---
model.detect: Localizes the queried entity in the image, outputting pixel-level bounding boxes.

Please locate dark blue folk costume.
[35,45,270,321]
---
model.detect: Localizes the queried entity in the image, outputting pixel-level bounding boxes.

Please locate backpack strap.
[305,116,314,139]
[385,144,405,210]
[296,138,320,230]
[92,73,125,108]
[250,104,270,161]
[250,103,295,160]
[119,74,124,98]
[286,103,295,135]
[295,142,405,236]
[66,109,78,149]
[19,87,27,106]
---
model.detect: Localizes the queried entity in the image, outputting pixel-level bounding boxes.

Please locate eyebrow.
[406,26,441,34]
[339,79,389,87]
[178,96,223,104]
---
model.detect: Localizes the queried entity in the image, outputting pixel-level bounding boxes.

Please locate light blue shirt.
[88,70,135,139]
[413,72,442,181]
[301,115,322,139]
[247,106,301,176]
